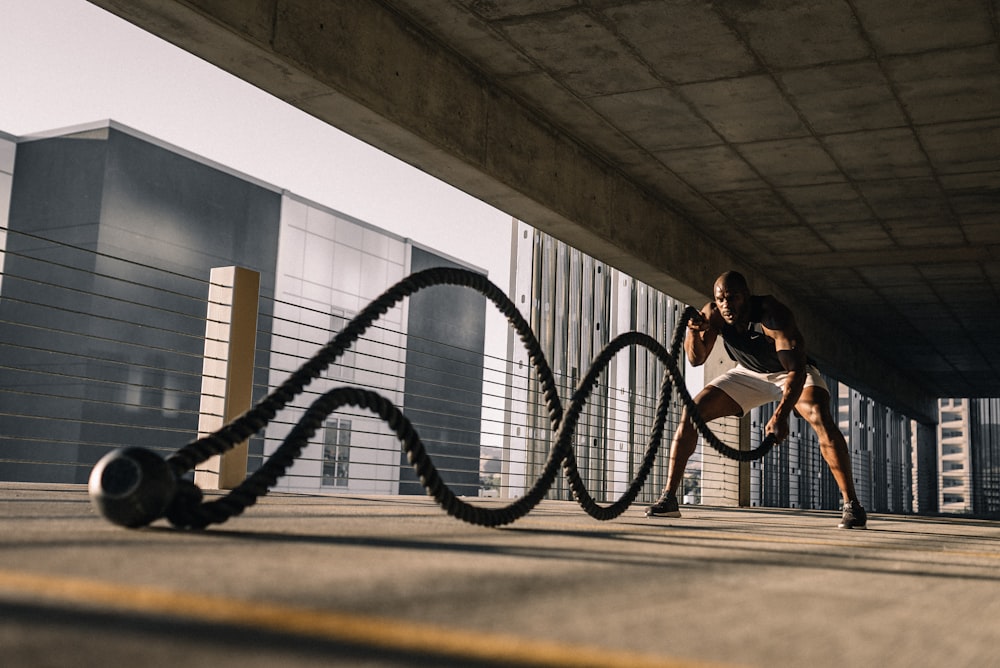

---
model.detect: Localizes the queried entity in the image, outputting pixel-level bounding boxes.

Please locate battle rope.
[88,266,777,529]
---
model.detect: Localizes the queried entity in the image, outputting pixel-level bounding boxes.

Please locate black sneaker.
[646,493,681,518]
[838,500,867,529]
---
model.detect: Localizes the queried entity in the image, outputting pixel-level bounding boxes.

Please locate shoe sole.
[646,510,681,518]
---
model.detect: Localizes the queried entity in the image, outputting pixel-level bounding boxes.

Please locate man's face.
[714,280,749,325]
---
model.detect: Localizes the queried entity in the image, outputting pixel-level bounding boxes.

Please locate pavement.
[2,482,999,667]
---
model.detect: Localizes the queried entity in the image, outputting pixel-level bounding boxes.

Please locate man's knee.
[672,408,700,450]
[802,405,845,444]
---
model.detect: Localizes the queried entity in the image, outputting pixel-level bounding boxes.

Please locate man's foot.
[838,500,867,529]
[646,493,681,518]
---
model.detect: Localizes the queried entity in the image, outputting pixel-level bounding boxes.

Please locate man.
[647,271,867,529]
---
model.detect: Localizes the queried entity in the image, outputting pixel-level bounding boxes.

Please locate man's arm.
[684,302,720,366]
[761,298,807,442]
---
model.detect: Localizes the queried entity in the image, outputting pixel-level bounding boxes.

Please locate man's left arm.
[763,299,807,442]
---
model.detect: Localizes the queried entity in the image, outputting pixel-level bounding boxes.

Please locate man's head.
[713,271,750,326]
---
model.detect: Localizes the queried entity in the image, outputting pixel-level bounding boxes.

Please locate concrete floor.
[2,483,999,667]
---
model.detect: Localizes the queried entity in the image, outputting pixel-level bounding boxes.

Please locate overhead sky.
[0,0,513,287]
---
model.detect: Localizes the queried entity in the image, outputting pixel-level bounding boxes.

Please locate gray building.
[0,121,486,496]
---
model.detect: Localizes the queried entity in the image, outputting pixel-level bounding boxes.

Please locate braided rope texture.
[163,267,776,529]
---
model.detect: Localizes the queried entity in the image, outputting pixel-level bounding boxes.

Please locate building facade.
[0,121,486,496]
[504,221,688,503]
[937,397,1000,517]
[939,398,971,512]
[968,398,1000,517]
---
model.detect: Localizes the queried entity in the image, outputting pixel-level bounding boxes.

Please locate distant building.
[939,398,971,512]
[938,398,1000,517]
[504,221,686,502]
[0,121,486,496]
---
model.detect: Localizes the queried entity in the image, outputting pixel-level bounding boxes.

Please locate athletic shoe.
[838,500,867,529]
[646,493,681,518]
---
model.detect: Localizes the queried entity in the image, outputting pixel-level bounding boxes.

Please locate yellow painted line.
[0,568,734,668]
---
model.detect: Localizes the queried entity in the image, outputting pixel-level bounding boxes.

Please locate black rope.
[155,266,776,529]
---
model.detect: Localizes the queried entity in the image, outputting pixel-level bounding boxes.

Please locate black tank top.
[720,296,784,373]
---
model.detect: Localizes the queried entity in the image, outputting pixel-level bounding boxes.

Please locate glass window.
[323,418,351,487]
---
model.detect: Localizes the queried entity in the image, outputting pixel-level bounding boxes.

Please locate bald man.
[647,271,867,529]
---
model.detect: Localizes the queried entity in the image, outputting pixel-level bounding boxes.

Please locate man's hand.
[684,303,718,367]
[688,310,709,332]
[765,413,790,443]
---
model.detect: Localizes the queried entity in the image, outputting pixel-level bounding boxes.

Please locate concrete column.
[195,266,260,490]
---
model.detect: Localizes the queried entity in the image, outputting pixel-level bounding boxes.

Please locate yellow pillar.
[195,266,260,490]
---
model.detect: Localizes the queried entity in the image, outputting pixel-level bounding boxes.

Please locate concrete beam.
[85,0,936,423]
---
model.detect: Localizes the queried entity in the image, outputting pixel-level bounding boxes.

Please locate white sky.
[0,0,513,287]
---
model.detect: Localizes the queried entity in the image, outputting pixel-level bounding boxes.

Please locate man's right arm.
[684,303,719,366]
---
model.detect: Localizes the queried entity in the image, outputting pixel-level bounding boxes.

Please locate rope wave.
[104,267,777,529]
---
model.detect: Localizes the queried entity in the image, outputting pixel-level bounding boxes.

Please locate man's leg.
[794,386,858,502]
[795,385,867,528]
[647,385,741,517]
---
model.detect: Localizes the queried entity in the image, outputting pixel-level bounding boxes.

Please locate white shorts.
[709,364,828,416]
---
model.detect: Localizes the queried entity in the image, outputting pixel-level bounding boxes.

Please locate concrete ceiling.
[86,0,1000,423]
[382,0,1000,397]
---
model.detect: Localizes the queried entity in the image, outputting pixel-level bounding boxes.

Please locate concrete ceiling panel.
[779,183,873,224]
[885,46,1000,125]
[962,217,1000,245]
[706,189,797,226]
[920,119,1000,175]
[498,11,660,97]
[604,0,758,83]
[748,224,829,255]
[857,179,951,220]
[388,1,537,77]
[679,75,807,143]
[822,129,931,181]
[658,144,763,192]
[812,220,894,252]
[779,61,906,134]
[738,137,843,187]
[719,0,870,67]
[587,88,720,151]
[852,0,994,55]
[857,264,926,286]
[458,0,577,21]
[884,217,967,248]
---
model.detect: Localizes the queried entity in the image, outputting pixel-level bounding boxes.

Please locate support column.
[195,266,260,490]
